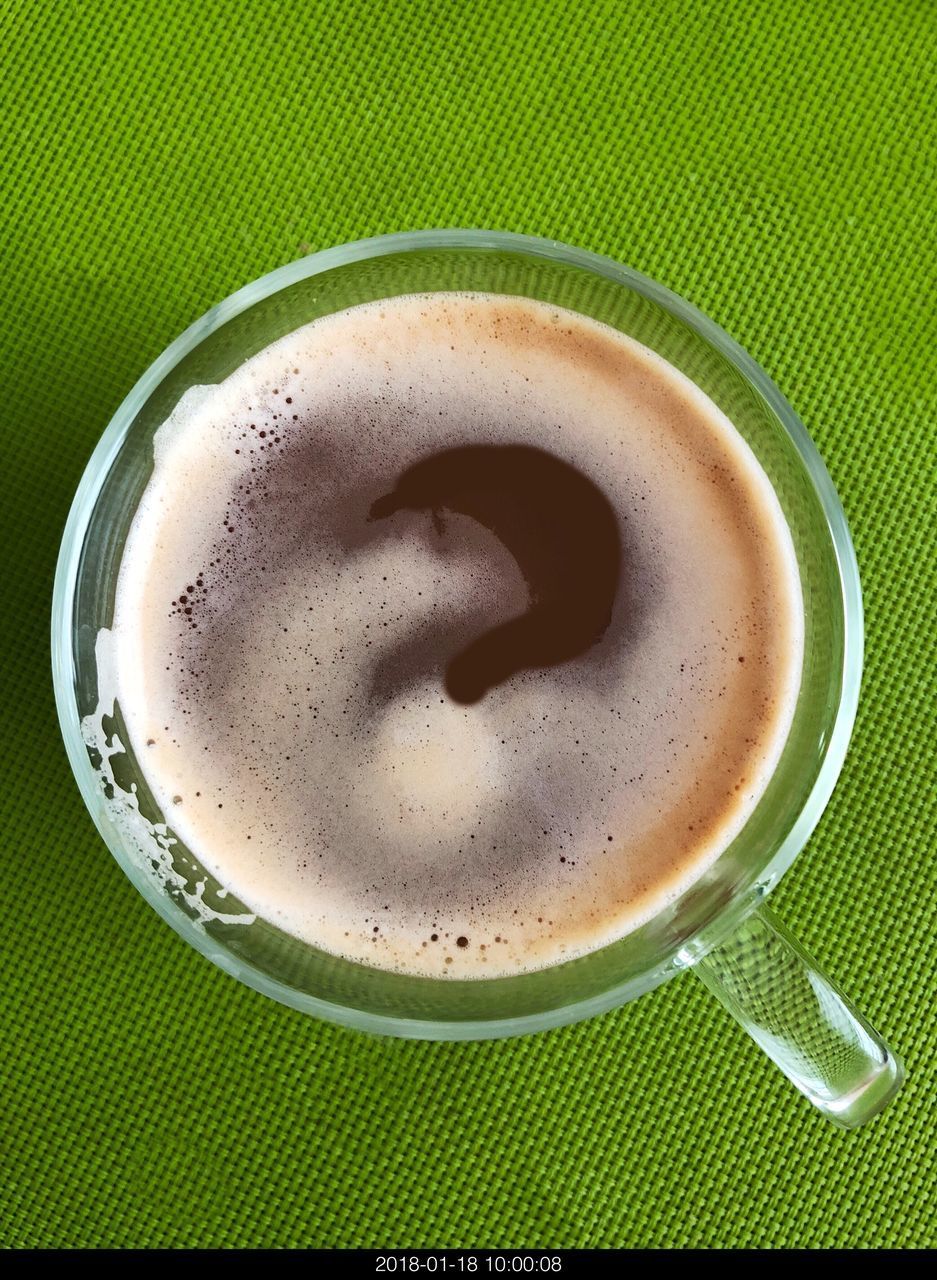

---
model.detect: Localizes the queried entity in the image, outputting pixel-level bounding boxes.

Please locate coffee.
[106,293,803,975]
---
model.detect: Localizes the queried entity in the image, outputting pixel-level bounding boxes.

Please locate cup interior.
[53,232,861,1036]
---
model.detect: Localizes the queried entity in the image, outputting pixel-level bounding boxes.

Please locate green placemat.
[1,0,934,1250]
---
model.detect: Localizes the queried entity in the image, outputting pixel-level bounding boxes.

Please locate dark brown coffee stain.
[368,445,621,703]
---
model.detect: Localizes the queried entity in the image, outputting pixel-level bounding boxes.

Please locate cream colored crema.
[108,293,803,975]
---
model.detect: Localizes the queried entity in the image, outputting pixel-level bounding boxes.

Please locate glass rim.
[51,229,863,1038]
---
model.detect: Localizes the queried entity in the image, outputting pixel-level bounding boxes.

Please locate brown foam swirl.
[368,444,622,703]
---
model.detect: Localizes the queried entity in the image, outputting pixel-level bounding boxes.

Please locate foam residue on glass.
[82,626,256,930]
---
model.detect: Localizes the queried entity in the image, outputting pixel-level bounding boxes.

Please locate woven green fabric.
[1,0,934,1249]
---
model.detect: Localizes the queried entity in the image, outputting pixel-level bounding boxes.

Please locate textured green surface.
[1,0,935,1250]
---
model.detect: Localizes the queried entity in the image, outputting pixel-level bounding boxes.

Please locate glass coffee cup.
[52,230,903,1127]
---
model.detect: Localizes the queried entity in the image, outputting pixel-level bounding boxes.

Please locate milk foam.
[106,294,803,975]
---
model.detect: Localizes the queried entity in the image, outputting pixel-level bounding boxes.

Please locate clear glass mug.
[52,230,904,1128]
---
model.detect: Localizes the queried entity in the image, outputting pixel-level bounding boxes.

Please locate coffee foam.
[107,293,803,975]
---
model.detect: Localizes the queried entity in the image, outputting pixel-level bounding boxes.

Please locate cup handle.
[690,903,904,1128]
